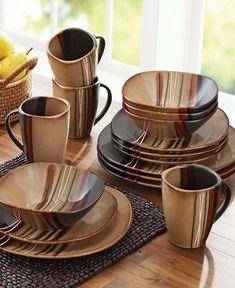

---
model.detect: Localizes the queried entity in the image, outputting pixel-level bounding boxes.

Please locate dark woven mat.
[0,154,166,288]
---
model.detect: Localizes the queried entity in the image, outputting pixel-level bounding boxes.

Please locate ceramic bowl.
[123,99,218,121]
[0,163,104,230]
[122,71,218,113]
[123,107,213,138]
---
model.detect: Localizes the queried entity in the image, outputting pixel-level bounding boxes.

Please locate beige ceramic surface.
[0,162,104,230]
[0,186,133,259]
[112,108,229,152]
[123,106,213,138]
[122,71,218,112]
[52,78,112,139]
[162,165,223,248]
[47,28,97,86]
[123,100,217,121]
[113,135,227,165]
[0,188,117,244]
[6,96,70,163]
[113,133,228,159]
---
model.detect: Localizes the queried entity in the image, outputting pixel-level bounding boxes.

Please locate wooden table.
[0,74,235,288]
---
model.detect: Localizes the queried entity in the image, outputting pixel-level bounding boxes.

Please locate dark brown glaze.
[162,164,231,248]
[0,189,117,244]
[0,187,133,259]
[0,163,105,230]
[111,109,229,152]
[122,71,218,113]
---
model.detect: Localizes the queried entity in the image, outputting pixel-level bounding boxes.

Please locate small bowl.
[123,106,213,138]
[0,163,104,230]
[123,100,218,121]
[122,71,218,113]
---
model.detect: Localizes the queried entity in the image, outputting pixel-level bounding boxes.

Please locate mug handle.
[94,35,105,63]
[214,182,231,222]
[5,109,24,151]
[94,83,112,125]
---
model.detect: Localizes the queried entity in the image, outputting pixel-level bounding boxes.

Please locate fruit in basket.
[0,31,14,60]
[0,51,28,82]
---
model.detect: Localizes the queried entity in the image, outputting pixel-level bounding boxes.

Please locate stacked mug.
[47,28,112,139]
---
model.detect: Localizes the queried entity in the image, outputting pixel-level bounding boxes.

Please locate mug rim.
[19,96,70,119]
[53,76,99,90]
[162,164,221,193]
[46,27,97,64]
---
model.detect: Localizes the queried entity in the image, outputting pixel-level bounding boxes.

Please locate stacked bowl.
[97,71,235,188]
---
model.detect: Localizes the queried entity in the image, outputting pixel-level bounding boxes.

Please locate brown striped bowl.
[0,163,104,230]
[123,107,213,138]
[122,71,218,113]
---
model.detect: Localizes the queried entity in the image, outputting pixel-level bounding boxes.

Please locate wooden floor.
[0,74,235,287]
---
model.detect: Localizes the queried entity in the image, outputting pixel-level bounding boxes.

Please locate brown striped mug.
[5,96,70,163]
[52,77,112,139]
[162,164,231,249]
[47,27,105,87]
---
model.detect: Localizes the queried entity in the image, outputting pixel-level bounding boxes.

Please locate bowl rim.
[0,162,105,215]
[122,70,219,111]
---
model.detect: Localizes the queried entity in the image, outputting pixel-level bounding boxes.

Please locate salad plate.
[0,188,117,244]
[0,186,133,259]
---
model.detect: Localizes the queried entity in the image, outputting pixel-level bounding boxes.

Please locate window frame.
[0,0,205,78]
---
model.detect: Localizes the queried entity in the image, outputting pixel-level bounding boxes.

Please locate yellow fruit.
[0,52,28,82]
[0,31,14,60]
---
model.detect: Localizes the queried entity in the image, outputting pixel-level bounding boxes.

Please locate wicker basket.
[0,57,38,125]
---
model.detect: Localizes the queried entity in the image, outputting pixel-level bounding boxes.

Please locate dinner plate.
[201,126,235,172]
[98,124,235,179]
[98,154,161,188]
[0,186,133,259]
[112,136,227,165]
[0,188,117,244]
[111,109,229,152]
[98,125,168,177]
[112,133,228,158]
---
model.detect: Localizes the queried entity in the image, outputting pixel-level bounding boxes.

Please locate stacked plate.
[97,71,235,188]
[0,163,133,259]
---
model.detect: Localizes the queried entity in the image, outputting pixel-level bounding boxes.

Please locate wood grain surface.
[0,74,234,287]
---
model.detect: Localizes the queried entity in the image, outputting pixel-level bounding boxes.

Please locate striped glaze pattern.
[8,96,70,163]
[111,109,229,152]
[0,189,117,244]
[123,106,217,138]
[0,186,133,259]
[47,28,105,87]
[162,165,223,248]
[0,163,104,230]
[122,71,218,112]
[53,79,98,139]
[53,78,112,139]
[97,124,235,189]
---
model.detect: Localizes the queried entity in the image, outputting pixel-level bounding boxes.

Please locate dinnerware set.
[0,29,133,259]
[97,70,235,188]
[0,163,133,259]
[48,27,112,139]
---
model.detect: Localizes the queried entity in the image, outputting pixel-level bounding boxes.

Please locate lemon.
[0,31,14,60]
[0,52,28,82]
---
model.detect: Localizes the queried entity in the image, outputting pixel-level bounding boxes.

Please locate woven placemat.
[0,154,166,288]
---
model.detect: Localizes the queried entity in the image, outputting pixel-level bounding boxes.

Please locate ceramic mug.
[162,164,231,248]
[47,27,105,87]
[52,77,112,139]
[5,96,70,163]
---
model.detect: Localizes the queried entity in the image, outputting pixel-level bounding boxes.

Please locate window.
[202,0,235,95]
[3,0,225,102]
